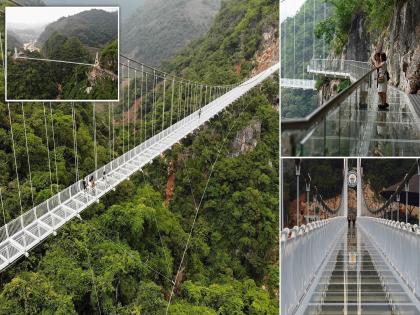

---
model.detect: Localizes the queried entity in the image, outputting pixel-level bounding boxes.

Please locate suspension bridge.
[281,159,420,315]
[0,43,279,273]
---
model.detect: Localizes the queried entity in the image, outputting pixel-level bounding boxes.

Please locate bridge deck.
[295,70,420,156]
[299,226,420,314]
[0,63,279,273]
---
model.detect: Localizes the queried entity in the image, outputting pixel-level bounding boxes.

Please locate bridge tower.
[357,158,362,217]
[94,52,100,67]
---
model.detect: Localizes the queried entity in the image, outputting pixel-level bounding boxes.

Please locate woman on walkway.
[372,52,389,109]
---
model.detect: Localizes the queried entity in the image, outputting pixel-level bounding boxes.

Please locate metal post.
[405,181,409,224]
[306,179,311,220]
[396,193,400,222]
[391,202,393,221]
[281,159,284,230]
[296,161,301,226]
[418,162,420,226]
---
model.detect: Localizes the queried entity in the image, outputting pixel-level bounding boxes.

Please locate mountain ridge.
[37,9,118,48]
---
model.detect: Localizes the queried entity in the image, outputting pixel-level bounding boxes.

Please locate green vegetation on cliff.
[0,0,279,313]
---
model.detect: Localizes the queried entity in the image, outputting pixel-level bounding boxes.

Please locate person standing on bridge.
[372,52,389,109]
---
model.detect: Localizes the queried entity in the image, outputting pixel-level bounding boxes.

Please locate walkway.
[298,226,420,314]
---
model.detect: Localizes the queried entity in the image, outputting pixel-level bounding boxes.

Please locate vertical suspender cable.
[127,61,130,151]
[162,75,166,132]
[140,66,144,143]
[144,72,148,139]
[7,103,24,233]
[293,13,296,79]
[49,103,59,192]
[112,102,115,159]
[313,0,316,80]
[323,1,326,58]
[204,85,208,107]
[303,1,306,79]
[134,69,137,147]
[42,103,53,194]
[152,70,156,137]
[122,65,125,153]
[72,103,79,182]
[178,82,182,121]
[0,188,8,238]
[93,103,97,172]
[21,103,35,209]
[170,78,175,125]
[108,103,112,163]
[0,32,4,69]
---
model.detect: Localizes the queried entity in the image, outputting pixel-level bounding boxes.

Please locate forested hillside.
[38,9,118,47]
[0,0,279,314]
[122,0,221,66]
[6,9,118,100]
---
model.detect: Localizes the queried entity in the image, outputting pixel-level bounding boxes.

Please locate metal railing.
[358,217,420,302]
[282,59,376,156]
[281,216,346,315]
[280,78,316,90]
[307,59,372,82]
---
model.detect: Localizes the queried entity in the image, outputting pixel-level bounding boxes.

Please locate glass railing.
[300,225,420,314]
[307,59,373,81]
[282,59,420,156]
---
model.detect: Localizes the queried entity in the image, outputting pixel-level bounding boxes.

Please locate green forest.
[315,0,396,54]
[0,0,279,314]
[6,9,118,101]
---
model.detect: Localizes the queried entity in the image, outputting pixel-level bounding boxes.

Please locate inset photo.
[5,6,119,102]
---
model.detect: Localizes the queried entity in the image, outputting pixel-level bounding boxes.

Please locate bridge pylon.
[357,158,362,217]
[343,159,348,218]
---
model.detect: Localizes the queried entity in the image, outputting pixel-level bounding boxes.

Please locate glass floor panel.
[299,85,420,156]
[300,226,420,314]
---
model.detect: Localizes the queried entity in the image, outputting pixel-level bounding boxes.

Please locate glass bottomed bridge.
[281,160,420,315]
[281,59,420,156]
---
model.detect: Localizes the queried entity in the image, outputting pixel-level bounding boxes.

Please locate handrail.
[358,217,420,305]
[281,67,375,131]
[281,217,346,315]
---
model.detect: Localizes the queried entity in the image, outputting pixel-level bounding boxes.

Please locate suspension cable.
[162,75,166,132]
[49,103,60,192]
[170,78,175,125]
[122,65,125,153]
[7,103,24,215]
[93,103,97,172]
[127,61,131,151]
[20,103,35,209]
[140,66,144,143]
[134,69,137,147]
[42,103,54,194]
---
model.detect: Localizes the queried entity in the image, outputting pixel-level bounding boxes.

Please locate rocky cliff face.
[383,0,420,94]
[342,11,370,62]
[341,0,420,94]
[230,120,262,156]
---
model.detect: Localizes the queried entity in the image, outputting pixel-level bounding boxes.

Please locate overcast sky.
[280,0,305,23]
[6,7,118,28]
